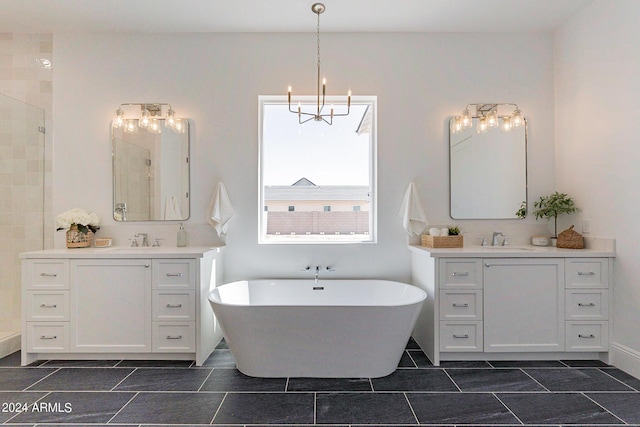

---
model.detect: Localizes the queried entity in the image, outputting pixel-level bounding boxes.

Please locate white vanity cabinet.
[483,258,564,352]
[410,244,614,366]
[21,247,223,366]
[71,259,153,352]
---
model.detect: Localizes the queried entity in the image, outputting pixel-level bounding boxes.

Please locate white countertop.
[409,241,615,258]
[20,246,224,259]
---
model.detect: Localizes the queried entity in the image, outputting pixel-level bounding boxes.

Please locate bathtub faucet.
[315,266,320,284]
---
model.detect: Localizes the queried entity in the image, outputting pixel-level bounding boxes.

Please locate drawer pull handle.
[578,334,596,339]
[144,264,150,268]
[166,335,183,340]
[39,304,58,308]
[578,302,596,307]
[452,303,469,308]
[166,303,183,308]
[452,272,469,277]
[39,273,57,277]
[578,271,596,276]
[453,334,469,339]
[166,273,183,277]
[40,335,57,340]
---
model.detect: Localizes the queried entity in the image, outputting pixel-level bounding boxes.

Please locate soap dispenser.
[177,223,188,247]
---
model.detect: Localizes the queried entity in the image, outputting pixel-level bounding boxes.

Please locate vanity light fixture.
[450,103,525,135]
[111,103,185,133]
[287,3,351,125]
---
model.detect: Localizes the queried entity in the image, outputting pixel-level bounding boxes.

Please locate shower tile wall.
[0,33,52,322]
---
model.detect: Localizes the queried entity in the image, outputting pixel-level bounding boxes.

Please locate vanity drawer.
[565,259,609,288]
[439,259,482,289]
[24,260,69,289]
[153,260,195,289]
[439,290,483,320]
[565,322,609,351]
[153,322,195,352]
[25,291,70,321]
[26,322,70,352]
[565,290,608,320]
[440,321,483,352]
[152,291,196,321]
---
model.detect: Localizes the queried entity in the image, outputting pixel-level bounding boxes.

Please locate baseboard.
[0,332,21,359]
[610,341,640,380]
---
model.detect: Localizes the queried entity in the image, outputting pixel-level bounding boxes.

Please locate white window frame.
[258,95,377,244]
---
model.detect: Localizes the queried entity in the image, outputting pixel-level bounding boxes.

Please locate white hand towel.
[208,182,235,236]
[164,196,182,220]
[398,182,429,236]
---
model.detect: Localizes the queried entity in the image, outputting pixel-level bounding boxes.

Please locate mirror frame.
[112,119,190,222]
[449,117,528,219]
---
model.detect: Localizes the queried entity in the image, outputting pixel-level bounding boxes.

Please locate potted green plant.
[515,201,527,218]
[532,192,578,241]
[448,226,461,236]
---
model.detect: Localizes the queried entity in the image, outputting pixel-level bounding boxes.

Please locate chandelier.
[450,103,525,134]
[287,3,351,125]
[111,103,186,134]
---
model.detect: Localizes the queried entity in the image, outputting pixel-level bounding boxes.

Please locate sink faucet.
[492,232,505,246]
[136,233,149,247]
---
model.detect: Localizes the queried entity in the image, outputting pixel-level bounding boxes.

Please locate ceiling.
[0,0,592,33]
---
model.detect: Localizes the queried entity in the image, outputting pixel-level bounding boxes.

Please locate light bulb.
[512,108,524,127]
[487,109,499,128]
[461,108,473,128]
[124,119,138,133]
[148,118,162,134]
[173,118,187,134]
[165,108,176,129]
[139,109,150,128]
[112,108,124,129]
[477,115,488,134]
[501,116,513,132]
[451,116,463,134]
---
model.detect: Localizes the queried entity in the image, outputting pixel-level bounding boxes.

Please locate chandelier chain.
[317,10,321,69]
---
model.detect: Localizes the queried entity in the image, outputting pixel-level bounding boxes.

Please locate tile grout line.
[22,367,60,391]
[4,391,52,424]
[598,367,639,391]
[519,367,551,392]
[209,391,228,424]
[442,368,463,392]
[105,391,139,424]
[402,391,420,424]
[196,367,216,392]
[493,391,526,426]
[405,350,418,368]
[110,367,138,391]
[581,391,629,425]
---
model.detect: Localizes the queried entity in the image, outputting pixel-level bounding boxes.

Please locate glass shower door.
[0,93,45,355]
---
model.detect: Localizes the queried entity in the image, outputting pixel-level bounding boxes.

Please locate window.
[259,96,377,244]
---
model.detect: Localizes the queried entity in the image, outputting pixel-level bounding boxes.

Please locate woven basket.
[421,234,463,248]
[66,224,94,248]
[556,225,584,249]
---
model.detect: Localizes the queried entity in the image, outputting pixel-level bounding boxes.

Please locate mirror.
[112,120,190,221]
[449,117,527,219]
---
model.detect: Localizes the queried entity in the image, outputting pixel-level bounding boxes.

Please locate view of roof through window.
[260,99,376,243]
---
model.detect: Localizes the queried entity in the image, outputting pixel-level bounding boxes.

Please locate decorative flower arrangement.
[56,208,100,235]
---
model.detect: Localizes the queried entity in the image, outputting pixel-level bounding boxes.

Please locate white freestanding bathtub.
[208,279,426,378]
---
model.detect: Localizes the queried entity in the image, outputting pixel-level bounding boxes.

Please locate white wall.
[554,0,640,377]
[52,32,555,282]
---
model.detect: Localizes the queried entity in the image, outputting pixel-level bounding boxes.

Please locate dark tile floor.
[1,338,639,426]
